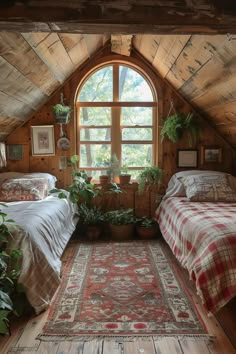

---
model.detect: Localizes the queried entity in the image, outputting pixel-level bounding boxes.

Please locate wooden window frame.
[76,61,158,177]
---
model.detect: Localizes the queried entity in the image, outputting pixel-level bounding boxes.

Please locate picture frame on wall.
[31,125,55,156]
[201,145,222,164]
[177,149,198,168]
[7,144,23,160]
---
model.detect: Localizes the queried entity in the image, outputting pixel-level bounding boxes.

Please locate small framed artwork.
[7,144,23,160]
[31,125,55,156]
[177,149,198,168]
[201,145,222,164]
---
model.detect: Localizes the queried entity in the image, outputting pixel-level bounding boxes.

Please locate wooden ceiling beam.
[0,1,236,34]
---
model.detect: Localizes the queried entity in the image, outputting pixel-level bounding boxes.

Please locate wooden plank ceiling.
[0,1,235,148]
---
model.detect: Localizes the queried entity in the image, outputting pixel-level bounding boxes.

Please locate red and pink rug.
[39,240,209,340]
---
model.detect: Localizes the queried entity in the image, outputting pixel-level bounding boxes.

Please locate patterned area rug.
[39,240,210,341]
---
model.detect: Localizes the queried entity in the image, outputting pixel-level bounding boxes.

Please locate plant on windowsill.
[135,216,158,239]
[137,166,163,194]
[99,154,121,184]
[119,166,131,184]
[104,208,135,241]
[160,112,201,147]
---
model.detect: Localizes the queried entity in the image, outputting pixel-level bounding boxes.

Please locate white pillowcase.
[182,174,236,202]
[164,170,231,199]
[0,172,57,191]
[24,173,57,191]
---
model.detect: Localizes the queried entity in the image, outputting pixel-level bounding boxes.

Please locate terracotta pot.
[119,174,131,184]
[110,223,134,241]
[99,175,110,184]
[86,225,102,241]
[136,226,157,239]
[87,176,93,183]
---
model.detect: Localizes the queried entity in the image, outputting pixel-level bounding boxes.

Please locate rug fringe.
[37,333,215,343]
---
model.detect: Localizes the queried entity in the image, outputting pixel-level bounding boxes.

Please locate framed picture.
[201,145,222,164]
[7,144,23,160]
[31,125,55,156]
[177,149,198,168]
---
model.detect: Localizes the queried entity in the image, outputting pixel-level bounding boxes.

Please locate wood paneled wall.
[4,48,236,216]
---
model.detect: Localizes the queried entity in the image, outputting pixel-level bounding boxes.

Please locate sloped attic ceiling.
[0,0,235,148]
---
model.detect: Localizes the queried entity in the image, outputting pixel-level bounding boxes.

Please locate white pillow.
[23,173,57,190]
[0,172,57,191]
[182,174,236,202]
[164,170,230,199]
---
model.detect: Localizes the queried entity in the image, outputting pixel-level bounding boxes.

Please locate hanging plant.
[52,104,72,124]
[160,112,201,147]
[52,93,72,124]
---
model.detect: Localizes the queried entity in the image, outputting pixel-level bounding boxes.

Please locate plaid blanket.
[5,195,77,314]
[155,197,236,314]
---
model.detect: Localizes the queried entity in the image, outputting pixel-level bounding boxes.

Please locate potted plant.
[135,216,158,239]
[99,154,120,184]
[137,166,163,194]
[119,166,131,184]
[105,208,135,241]
[160,112,201,147]
[52,103,72,124]
[0,204,25,335]
[51,155,98,205]
[77,204,104,241]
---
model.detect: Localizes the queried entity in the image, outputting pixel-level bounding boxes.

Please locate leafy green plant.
[136,216,157,228]
[0,204,23,335]
[52,103,72,115]
[160,112,201,146]
[137,166,163,193]
[77,204,104,225]
[105,208,135,225]
[51,155,98,205]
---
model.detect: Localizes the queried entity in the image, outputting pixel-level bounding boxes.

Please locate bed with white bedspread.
[0,172,77,314]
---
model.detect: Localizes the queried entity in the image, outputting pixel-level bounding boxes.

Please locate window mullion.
[112,64,121,161]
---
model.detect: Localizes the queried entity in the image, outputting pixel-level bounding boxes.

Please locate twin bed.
[155,170,236,314]
[0,172,77,314]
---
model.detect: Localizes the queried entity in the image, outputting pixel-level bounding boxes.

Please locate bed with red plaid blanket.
[155,197,236,314]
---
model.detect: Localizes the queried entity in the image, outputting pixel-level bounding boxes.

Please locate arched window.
[76,61,158,180]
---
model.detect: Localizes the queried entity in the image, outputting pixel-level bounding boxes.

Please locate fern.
[161,112,201,146]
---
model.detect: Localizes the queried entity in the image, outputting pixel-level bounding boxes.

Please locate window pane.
[79,66,113,102]
[80,107,111,125]
[80,128,111,141]
[121,107,153,125]
[119,66,153,102]
[122,144,152,167]
[80,144,111,167]
[122,128,152,141]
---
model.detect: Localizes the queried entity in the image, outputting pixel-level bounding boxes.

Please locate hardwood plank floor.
[1,240,235,354]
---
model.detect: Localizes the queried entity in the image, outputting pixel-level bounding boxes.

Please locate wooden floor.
[0,240,236,354]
